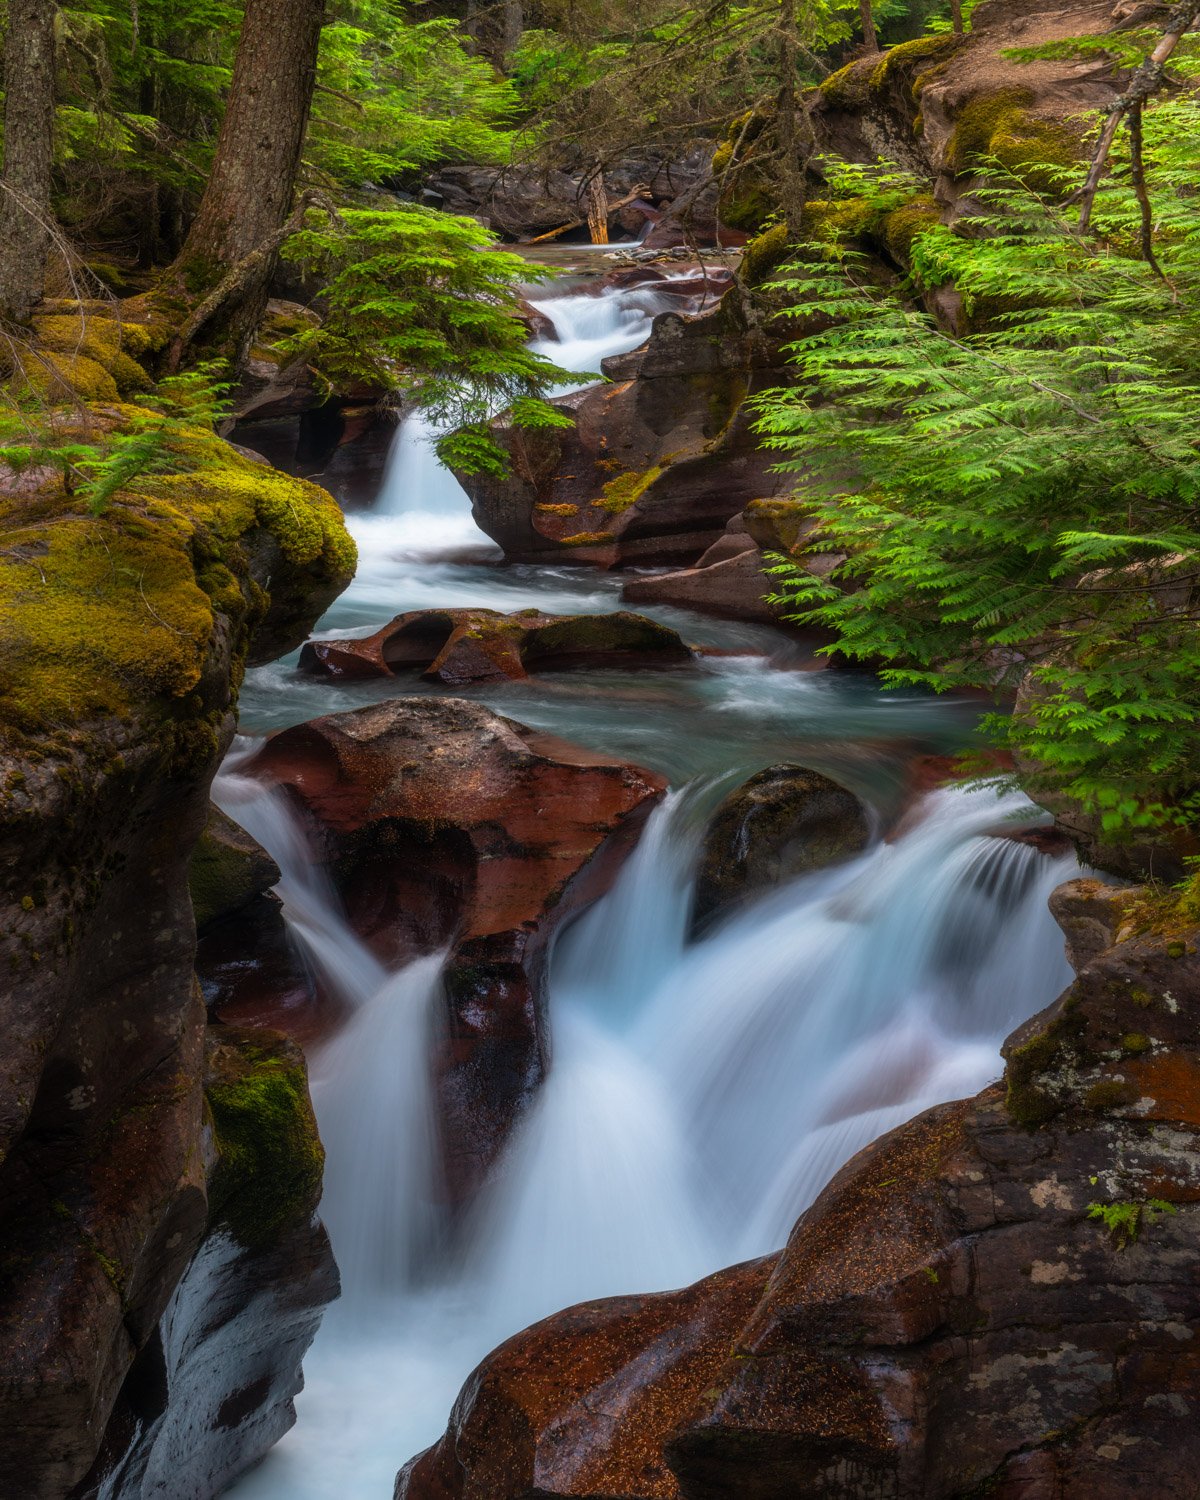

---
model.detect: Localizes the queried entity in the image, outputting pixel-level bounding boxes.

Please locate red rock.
[249,698,667,1204]
[622,545,783,623]
[395,1255,777,1500]
[298,607,694,684]
[453,293,792,568]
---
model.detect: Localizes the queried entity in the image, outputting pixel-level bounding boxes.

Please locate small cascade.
[527,283,673,377]
[314,953,445,1307]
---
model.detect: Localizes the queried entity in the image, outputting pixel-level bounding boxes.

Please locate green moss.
[948,88,1082,191]
[31,312,124,367]
[869,33,963,97]
[1005,1031,1061,1128]
[1121,1032,1151,1054]
[534,502,579,517]
[206,1032,325,1251]
[0,426,354,740]
[13,349,120,403]
[877,194,942,266]
[595,465,663,514]
[1083,1078,1139,1112]
[560,531,613,547]
[804,197,876,245]
[819,58,874,112]
[742,224,792,287]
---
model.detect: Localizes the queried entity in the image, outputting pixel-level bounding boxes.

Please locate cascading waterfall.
[225,270,1080,1500]
[227,772,1076,1500]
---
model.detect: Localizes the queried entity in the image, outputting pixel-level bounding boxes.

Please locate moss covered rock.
[189,804,280,932]
[204,1028,326,1251]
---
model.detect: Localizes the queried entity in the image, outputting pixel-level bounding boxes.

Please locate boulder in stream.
[298,607,693,684]
[189,803,281,932]
[693,764,871,929]
[395,880,1200,1500]
[248,698,667,1206]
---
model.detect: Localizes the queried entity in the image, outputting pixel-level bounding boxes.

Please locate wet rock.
[1047,876,1136,973]
[0,440,350,1495]
[189,804,280,932]
[77,1029,339,1500]
[395,1255,777,1500]
[693,765,871,928]
[249,699,667,1204]
[622,540,781,623]
[299,607,693,684]
[400,893,1200,1499]
[454,291,790,569]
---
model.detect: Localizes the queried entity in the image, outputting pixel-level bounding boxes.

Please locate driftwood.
[525,184,652,243]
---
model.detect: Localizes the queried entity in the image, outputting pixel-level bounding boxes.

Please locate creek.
[222,262,1077,1499]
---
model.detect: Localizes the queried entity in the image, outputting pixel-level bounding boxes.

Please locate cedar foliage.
[756,83,1200,835]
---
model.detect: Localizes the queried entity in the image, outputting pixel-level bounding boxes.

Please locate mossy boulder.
[204,1028,326,1251]
[0,424,354,742]
[189,804,280,932]
[946,86,1082,191]
[693,763,871,929]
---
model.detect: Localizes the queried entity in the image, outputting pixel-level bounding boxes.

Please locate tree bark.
[0,0,57,325]
[502,0,524,63]
[775,0,811,238]
[950,0,964,35]
[172,0,325,337]
[859,0,880,52]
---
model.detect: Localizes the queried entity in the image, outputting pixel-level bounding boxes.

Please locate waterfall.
[224,771,1076,1500]
[221,265,1080,1500]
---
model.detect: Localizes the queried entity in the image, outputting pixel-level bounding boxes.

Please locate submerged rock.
[693,764,871,928]
[249,698,667,1205]
[395,884,1200,1499]
[299,606,694,684]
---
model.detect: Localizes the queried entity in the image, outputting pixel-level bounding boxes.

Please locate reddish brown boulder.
[395,1255,778,1500]
[454,291,791,568]
[298,607,693,684]
[395,880,1200,1498]
[249,699,667,1204]
[622,540,783,623]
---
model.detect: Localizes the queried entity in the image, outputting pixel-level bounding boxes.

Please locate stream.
[221,261,1077,1499]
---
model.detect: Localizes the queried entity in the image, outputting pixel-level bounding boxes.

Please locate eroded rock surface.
[396,879,1200,1499]
[76,1029,338,1500]
[299,607,693,684]
[249,698,667,1203]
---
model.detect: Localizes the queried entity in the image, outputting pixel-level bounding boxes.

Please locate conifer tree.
[0,0,58,324]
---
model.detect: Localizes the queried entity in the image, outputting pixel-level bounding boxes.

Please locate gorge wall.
[0,382,354,1499]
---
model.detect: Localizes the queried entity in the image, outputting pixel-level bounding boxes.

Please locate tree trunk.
[859,0,880,52]
[950,0,964,35]
[172,0,325,346]
[585,170,610,245]
[775,0,810,239]
[0,0,57,325]
[502,0,524,63]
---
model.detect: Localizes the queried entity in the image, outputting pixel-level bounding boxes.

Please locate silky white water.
[223,274,1078,1499]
